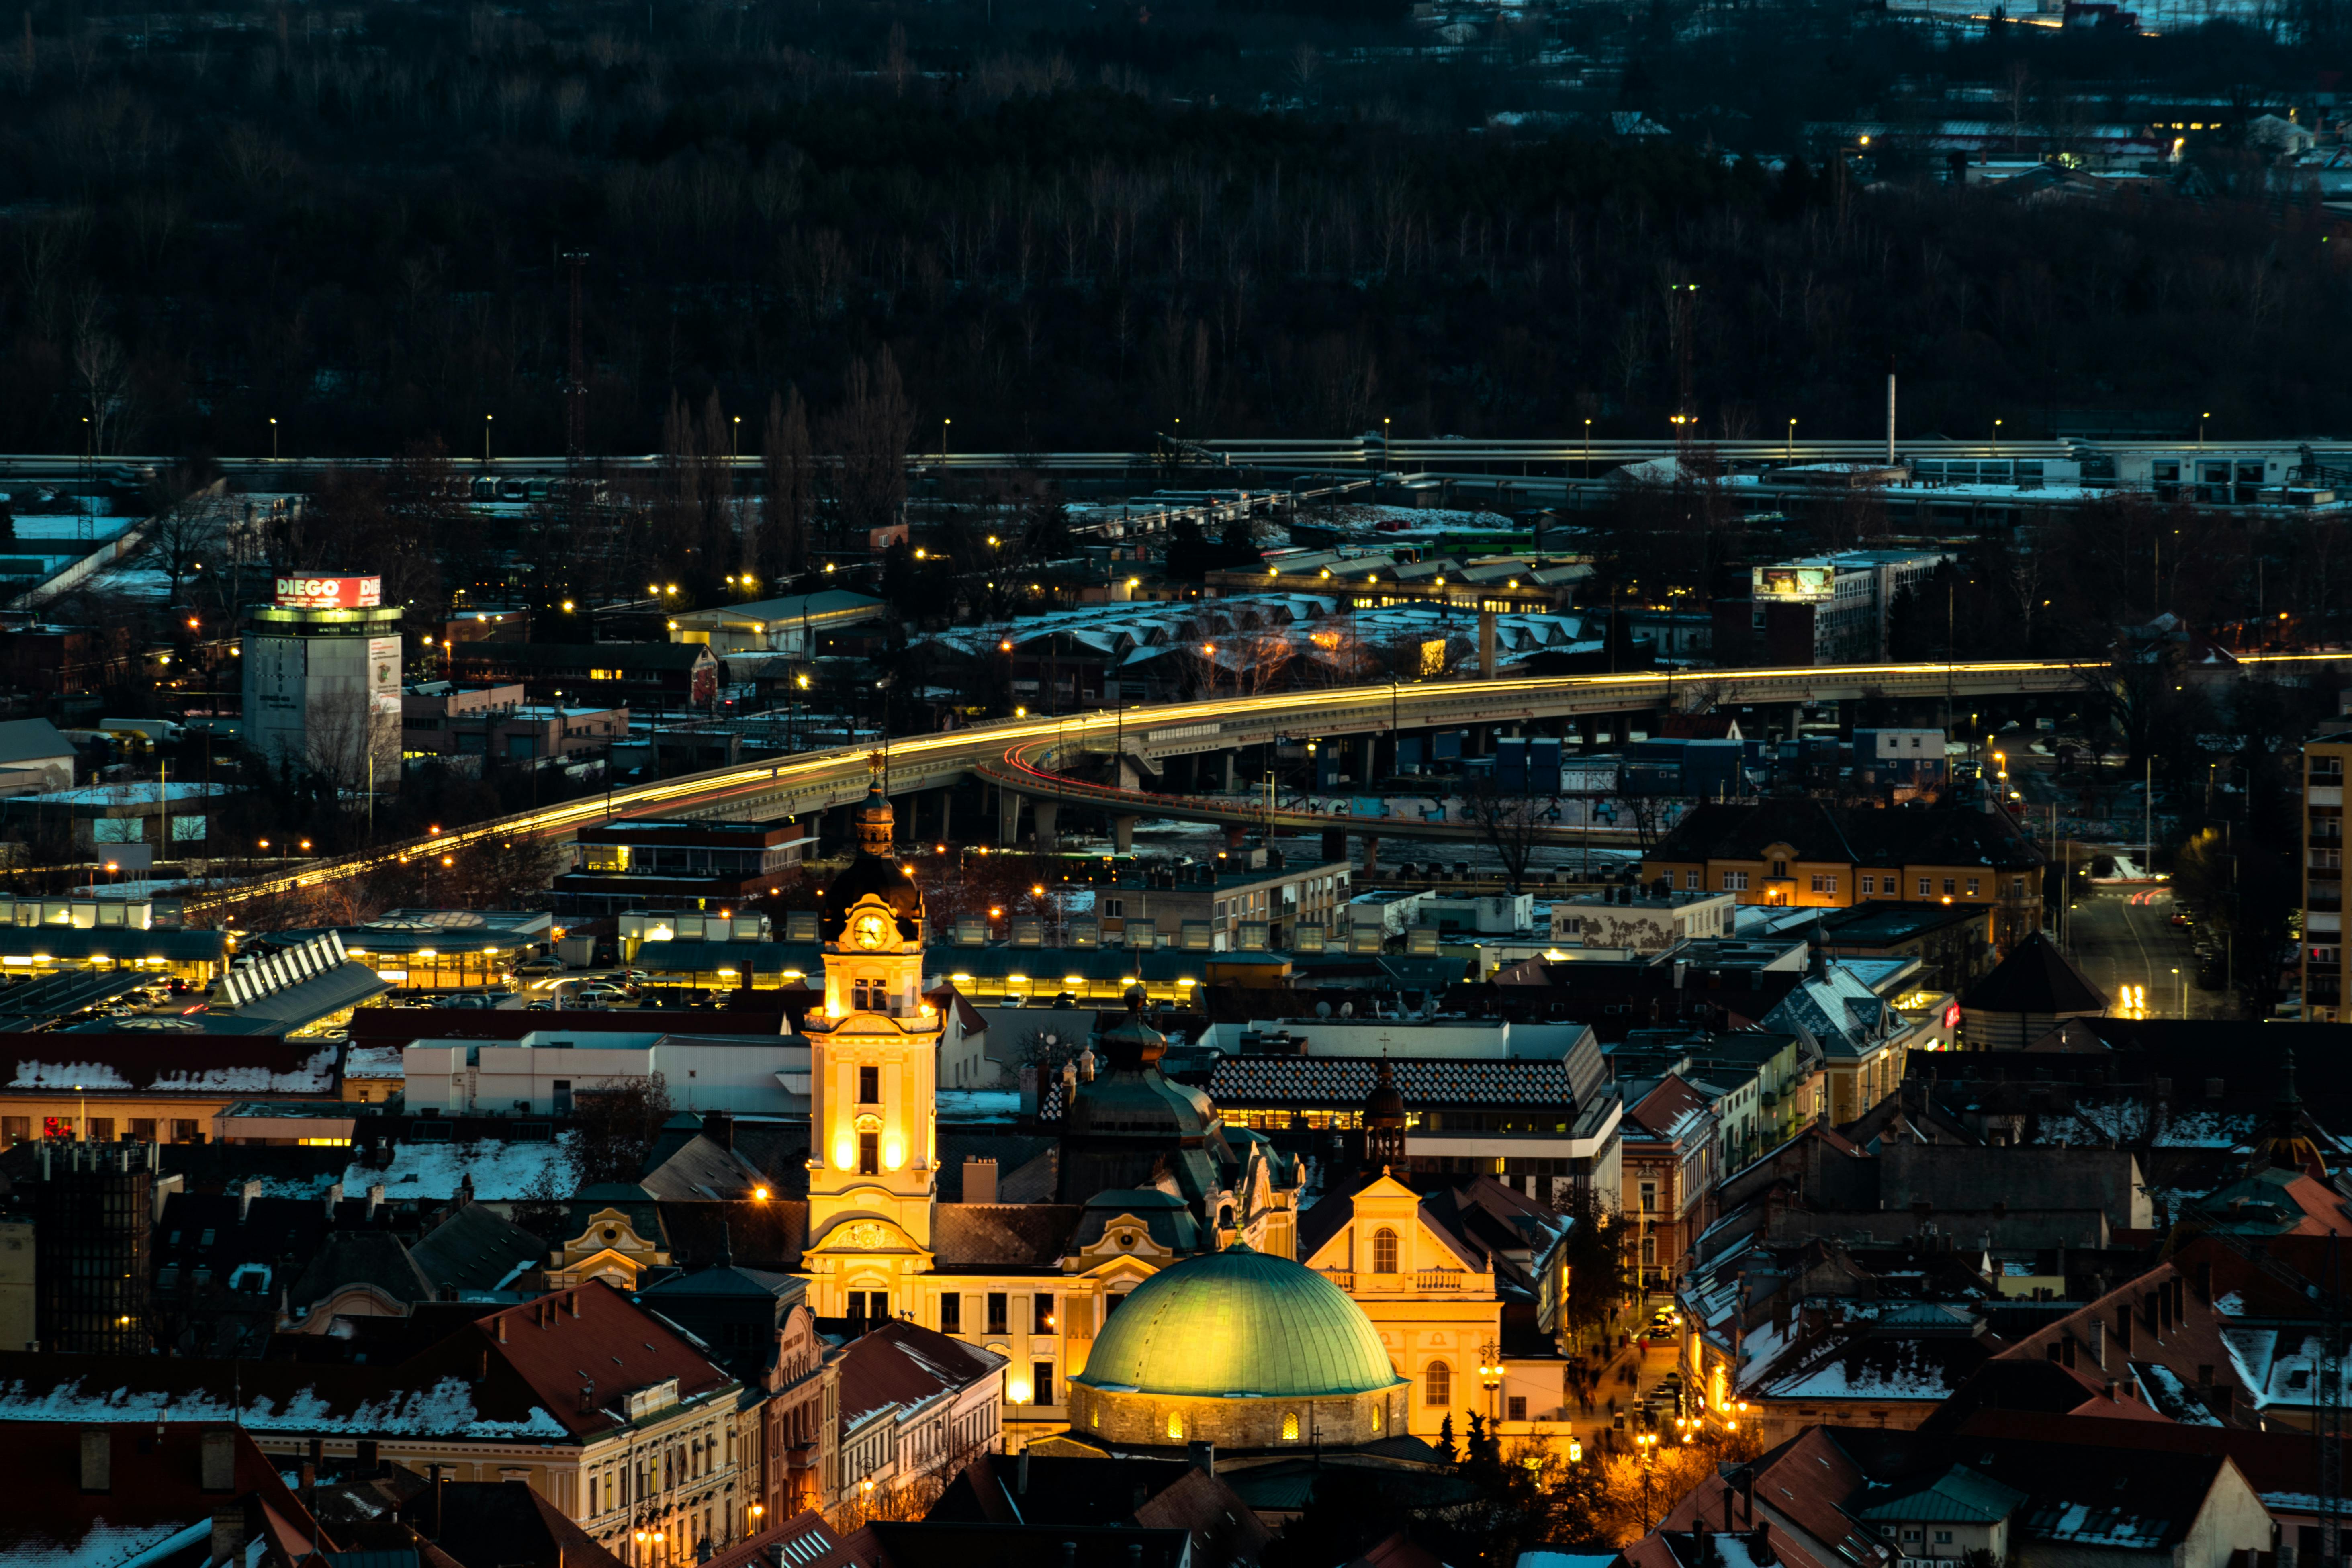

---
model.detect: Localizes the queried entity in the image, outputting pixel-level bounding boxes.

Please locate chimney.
[497,1315,508,1343]
[2195,1259,2213,1306]
[236,1179,261,1224]
[210,1507,248,1566]
[1188,1440,1216,1477]
[2105,1378,2120,1403]
[323,1181,344,1216]
[569,1292,581,1318]
[964,1157,999,1205]
[79,1428,110,1494]
[432,1468,447,1537]
[2090,1319,2106,1369]
[1016,1449,1031,1496]
[366,1183,386,1220]
[201,1429,236,1492]
[703,1111,734,1151]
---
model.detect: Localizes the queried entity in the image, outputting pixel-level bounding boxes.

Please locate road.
[2060,886,2235,1020]
[183,652,2348,913]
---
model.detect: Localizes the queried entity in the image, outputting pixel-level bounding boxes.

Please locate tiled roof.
[838,1321,1005,1429]
[931,1203,1083,1271]
[1959,932,2108,1014]
[1207,1055,1577,1108]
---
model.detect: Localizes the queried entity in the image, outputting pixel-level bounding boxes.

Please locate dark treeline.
[3,0,2349,459]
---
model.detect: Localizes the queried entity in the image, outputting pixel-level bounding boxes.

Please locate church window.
[1372,1228,1399,1275]
[1282,1411,1301,1441]
[858,1132,879,1175]
[1167,1411,1184,1440]
[858,1066,879,1104]
[940,1295,961,1334]
[1371,1403,1383,1431]
[987,1292,1009,1334]
[1424,1361,1451,1406]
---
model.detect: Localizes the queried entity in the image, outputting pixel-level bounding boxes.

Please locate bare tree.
[145,489,233,607]
[761,386,815,581]
[1459,774,1560,893]
[573,1072,674,1186]
[818,349,916,547]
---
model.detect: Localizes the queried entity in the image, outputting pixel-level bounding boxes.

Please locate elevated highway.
[184,653,2325,915]
[12,433,2352,484]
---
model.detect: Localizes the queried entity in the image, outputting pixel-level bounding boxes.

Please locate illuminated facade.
[801,765,942,1325]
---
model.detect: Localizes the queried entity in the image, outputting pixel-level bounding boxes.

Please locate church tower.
[802,759,940,1321]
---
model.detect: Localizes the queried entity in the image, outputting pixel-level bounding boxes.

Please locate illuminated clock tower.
[802,758,940,1321]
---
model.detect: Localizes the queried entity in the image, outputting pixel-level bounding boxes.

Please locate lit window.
[1282,1411,1301,1441]
[1167,1411,1184,1439]
[1424,1361,1451,1406]
[1372,1228,1399,1274]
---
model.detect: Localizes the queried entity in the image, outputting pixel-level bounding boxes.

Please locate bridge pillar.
[1212,750,1235,793]
[998,788,1022,846]
[935,788,952,844]
[1033,799,1060,853]
[1113,816,1138,853]
[1356,734,1378,787]
[1223,824,1246,850]
[1118,755,1142,792]
[1322,828,1348,863]
[800,809,826,856]
[1362,835,1379,874]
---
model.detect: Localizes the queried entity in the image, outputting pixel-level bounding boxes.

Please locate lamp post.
[1785,417,1795,461]
[269,417,278,462]
[1584,417,1593,478]
[1479,1338,1504,1423]
[483,413,493,464]
[941,416,951,463]
[1638,1430,1661,1529]
[2173,965,2184,1017]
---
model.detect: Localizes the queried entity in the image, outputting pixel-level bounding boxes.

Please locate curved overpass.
[184,652,2338,912]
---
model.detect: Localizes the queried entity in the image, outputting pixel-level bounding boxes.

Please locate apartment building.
[1644,798,2045,949]
[2304,734,2350,1020]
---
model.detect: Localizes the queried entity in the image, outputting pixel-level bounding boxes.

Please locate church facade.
[783,773,1567,1463]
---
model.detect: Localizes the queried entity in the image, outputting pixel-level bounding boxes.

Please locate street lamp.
[269,416,278,462]
[2172,965,2183,1016]
[1637,1431,1661,1529]
[1785,417,1796,460]
[483,413,493,463]
[2200,411,2211,449]
[1479,1339,1504,1422]
[1993,417,2002,453]
[941,416,951,462]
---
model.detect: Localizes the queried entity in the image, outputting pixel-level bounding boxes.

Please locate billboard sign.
[275,575,382,609]
[1752,564,1835,603]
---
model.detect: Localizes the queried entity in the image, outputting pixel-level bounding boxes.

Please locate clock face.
[851,913,891,949]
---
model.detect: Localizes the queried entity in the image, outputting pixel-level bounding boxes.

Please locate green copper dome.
[1076,1246,1402,1399]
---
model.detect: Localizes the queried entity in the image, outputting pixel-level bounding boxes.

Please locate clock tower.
[802,759,940,1321]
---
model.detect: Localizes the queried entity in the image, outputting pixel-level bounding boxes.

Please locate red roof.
[0,1422,333,1561]
[450,1281,737,1440]
[1648,1426,1887,1568]
[1626,1075,1714,1143]
[703,1508,859,1568]
[838,1321,1006,1431]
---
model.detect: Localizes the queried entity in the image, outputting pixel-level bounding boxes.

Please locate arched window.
[1424,1360,1451,1407]
[1371,1402,1384,1432]
[1167,1411,1184,1440]
[1282,1411,1301,1441]
[1372,1227,1400,1275]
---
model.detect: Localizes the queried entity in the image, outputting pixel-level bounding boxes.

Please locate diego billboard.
[1751,565,1834,603]
[275,575,384,609]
